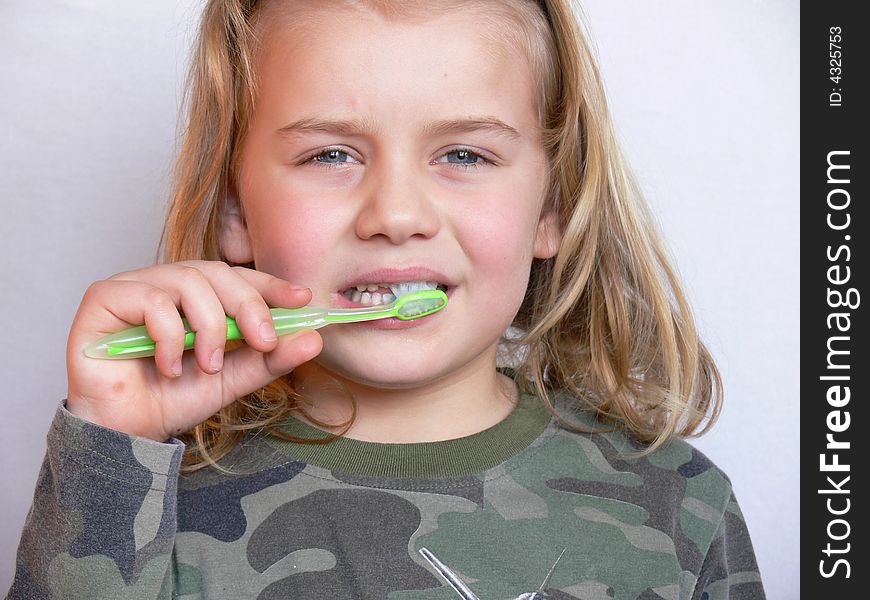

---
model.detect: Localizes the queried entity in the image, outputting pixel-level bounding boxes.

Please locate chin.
[316,355,450,390]
[312,334,470,390]
[313,319,504,390]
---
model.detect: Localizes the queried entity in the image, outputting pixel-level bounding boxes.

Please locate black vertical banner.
[802,2,866,595]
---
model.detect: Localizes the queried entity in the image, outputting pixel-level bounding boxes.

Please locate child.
[8,0,766,598]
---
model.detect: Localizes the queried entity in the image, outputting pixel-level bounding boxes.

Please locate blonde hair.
[163,0,721,469]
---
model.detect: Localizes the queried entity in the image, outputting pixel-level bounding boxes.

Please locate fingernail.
[259,321,277,343]
[171,359,182,377]
[209,348,223,372]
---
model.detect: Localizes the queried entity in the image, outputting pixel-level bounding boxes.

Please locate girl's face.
[223,2,559,391]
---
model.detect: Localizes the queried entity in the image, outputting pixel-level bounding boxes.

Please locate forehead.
[252,0,541,82]
[255,0,533,37]
[249,0,542,128]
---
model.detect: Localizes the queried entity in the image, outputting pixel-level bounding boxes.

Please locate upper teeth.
[345,280,441,306]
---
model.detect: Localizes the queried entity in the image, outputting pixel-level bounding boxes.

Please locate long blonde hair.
[163,0,721,469]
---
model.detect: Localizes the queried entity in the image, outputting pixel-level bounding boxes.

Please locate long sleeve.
[691,491,766,600]
[6,402,184,600]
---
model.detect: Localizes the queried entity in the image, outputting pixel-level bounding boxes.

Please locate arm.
[6,403,184,600]
[8,262,321,598]
[691,492,767,600]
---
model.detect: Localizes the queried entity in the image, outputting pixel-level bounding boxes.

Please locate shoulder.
[530,393,736,553]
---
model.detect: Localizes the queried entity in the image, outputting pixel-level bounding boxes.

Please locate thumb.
[218,330,323,405]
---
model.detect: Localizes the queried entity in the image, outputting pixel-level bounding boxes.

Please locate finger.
[219,330,323,405]
[188,263,312,357]
[223,266,312,348]
[116,264,231,375]
[75,279,188,378]
[111,261,312,371]
[230,267,313,306]
[133,262,311,355]
[171,265,230,374]
[196,264,284,355]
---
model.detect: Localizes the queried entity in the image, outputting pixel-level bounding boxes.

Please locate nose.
[354,165,440,244]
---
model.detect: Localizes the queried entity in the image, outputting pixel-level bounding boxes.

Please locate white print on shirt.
[419,546,567,600]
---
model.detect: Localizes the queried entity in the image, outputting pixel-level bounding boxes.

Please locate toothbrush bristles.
[395,291,447,319]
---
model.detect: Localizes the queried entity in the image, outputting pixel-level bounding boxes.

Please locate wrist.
[65,394,168,442]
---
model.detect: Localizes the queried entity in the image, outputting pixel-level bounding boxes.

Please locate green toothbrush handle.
[84,290,448,360]
[84,307,329,360]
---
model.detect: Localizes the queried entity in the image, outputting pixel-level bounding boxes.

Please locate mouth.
[340,280,450,306]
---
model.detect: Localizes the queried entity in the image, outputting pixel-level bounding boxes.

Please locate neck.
[290,350,517,443]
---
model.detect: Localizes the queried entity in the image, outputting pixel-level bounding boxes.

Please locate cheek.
[239,150,349,285]
[456,197,540,279]
[452,198,540,331]
[454,161,548,267]
[246,199,338,284]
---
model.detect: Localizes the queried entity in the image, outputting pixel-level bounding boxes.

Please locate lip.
[336,266,456,294]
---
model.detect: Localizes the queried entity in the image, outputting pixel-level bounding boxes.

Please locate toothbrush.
[84,289,448,360]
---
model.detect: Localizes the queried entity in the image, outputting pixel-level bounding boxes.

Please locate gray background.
[0,1,799,597]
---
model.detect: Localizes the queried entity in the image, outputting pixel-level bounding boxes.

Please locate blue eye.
[302,147,360,170]
[315,149,350,164]
[445,149,480,164]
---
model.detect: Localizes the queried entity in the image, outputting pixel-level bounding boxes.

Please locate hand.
[66,261,323,441]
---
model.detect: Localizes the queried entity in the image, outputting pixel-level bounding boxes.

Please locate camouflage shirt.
[8,393,765,599]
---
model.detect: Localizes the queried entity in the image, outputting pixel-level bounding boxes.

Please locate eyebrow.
[424,117,522,141]
[276,117,377,138]
[276,116,522,141]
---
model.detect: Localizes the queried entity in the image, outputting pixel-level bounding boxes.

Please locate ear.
[219,183,255,265]
[533,209,561,259]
